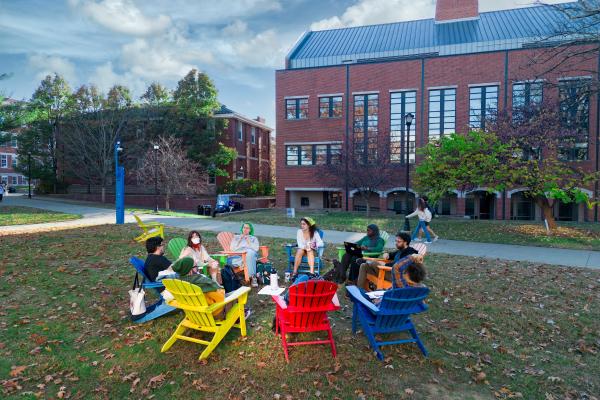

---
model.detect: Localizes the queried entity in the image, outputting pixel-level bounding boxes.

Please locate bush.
[218,179,274,197]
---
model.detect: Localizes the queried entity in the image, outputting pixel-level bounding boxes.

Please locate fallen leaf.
[148,373,165,388]
[9,365,27,377]
[405,388,415,395]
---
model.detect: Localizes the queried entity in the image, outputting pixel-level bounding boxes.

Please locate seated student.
[292,217,323,280]
[162,257,226,317]
[229,222,260,278]
[179,230,221,284]
[356,231,418,291]
[333,224,385,284]
[144,236,172,286]
[390,255,427,288]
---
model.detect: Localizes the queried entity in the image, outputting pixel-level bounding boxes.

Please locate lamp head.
[153,144,159,150]
[405,113,414,126]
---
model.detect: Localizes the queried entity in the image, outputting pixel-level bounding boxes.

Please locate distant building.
[276,0,598,222]
[0,98,28,187]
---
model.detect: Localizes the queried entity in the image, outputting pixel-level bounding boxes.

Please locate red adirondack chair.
[272,280,340,362]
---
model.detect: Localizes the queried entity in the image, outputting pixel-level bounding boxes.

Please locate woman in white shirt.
[292,217,323,279]
[406,198,432,243]
[179,230,221,284]
[229,222,260,277]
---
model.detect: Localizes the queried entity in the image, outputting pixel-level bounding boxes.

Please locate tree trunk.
[536,196,557,231]
[101,186,106,203]
[165,195,170,211]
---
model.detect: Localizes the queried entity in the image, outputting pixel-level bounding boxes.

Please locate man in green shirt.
[333,224,385,283]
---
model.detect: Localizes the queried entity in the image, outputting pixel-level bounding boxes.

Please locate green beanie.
[172,257,195,276]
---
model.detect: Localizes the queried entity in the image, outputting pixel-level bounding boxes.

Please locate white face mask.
[191,237,200,245]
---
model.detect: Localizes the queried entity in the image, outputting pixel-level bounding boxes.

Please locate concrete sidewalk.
[2,194,599,269]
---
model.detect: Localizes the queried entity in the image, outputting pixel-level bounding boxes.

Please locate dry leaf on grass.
[9,365,27,377]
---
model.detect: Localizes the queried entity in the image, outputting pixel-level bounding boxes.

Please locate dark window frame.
[285,143,343,166]
[353,93,379,163]
[319,96,343,118]
[469,85,499,130]
[285,97,309,120]
[390,90,417,163]
[428,88,456,141]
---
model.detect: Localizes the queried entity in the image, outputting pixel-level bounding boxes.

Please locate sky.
[0,0,572,130]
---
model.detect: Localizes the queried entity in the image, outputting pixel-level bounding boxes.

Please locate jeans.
[228,249,258,276]
[412,220,431,242]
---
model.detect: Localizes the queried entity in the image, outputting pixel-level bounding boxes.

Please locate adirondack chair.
[216,231,269,282]
[285,229,325,275]
[346,285,430,360]
[364,242,428,290]
[161,279,251,360]
[128,257,177,323]
[272,280,340,362]
[132,214,165,243]
[167,238,186,259]
[336,230,390,261]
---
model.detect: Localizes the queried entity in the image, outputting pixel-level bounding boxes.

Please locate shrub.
[218,179,274,197]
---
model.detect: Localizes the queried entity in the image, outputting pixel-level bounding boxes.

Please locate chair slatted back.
[410,242,428,256]
[217,232,235,252]
[129,256,163,296]
[167,238,187,260]
[287,280,337,329]
[133,214,147,231]
[380,231,390,244]
[375,287,429,329]
[162,279,216,327]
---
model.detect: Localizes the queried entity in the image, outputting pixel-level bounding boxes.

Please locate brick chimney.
[255,116,266,124]
[435,0,479,23]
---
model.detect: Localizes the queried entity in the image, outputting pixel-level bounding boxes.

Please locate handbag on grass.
[129,273,146,320]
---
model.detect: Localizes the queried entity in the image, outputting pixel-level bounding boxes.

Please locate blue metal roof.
[287,2,594,69]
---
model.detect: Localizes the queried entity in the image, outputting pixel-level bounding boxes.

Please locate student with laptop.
[332,224,385,284]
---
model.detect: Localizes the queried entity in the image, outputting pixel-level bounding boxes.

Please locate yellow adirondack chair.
[132,214,165,243]
[161,279,251,360]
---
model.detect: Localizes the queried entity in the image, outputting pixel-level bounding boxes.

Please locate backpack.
[424,208,432,222]
[221,264,242,293]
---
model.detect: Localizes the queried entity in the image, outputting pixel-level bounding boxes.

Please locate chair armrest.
[346,285,380,313]
[363,257,388,262]
[142,282,165,289]
[207,286,251,311]
[332,293,340,307]
[218,251,246,256]
[272,295,287,309]
[362,251,382,257]
[377,265,392,271]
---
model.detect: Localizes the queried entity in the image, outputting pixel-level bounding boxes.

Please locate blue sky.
[0,0,570,129]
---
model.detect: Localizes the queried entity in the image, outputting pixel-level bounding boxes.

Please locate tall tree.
[28,74,72,193]
[136,135,208,210]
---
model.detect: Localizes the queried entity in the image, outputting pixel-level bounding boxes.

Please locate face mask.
[191,237,200,245]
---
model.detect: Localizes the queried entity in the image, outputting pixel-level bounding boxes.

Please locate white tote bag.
[129,273,146,317]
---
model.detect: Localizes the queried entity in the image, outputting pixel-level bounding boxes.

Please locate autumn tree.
[136,136,208,210]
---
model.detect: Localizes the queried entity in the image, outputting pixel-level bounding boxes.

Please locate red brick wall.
[435,0,479,22]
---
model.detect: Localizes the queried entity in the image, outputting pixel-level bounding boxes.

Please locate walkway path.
[2,195,599,268]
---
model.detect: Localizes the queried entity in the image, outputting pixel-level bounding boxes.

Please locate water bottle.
[270,267,279,290]
[284,272,290,284]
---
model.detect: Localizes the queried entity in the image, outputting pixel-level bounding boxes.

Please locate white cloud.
[73,0,172,36]
[222,20,249,37]
[27,54,78,83]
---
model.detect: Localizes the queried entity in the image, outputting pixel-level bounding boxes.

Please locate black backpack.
[221,264,242,293]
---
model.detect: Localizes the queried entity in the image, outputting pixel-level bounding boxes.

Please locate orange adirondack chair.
[365,242,428,290]
[272,280,340,362]
[216,232,269,282]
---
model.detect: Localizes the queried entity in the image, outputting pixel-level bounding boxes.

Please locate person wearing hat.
[230,222,260,280]
[332,224,385,284]
[292,217,323,280]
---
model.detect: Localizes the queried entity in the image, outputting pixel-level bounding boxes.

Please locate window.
[237,121,243,141]
[428,88,456,141]
[469,86,498,129]
[251,127,256,144]
[301,197,310,207]
[10,176,17,184]
[559,79,590,161]
[319,96,343,118]
[512,82,543,121]
[390,91,417,163]
[11,136,17,148]
[285,98,308,119]
[236,170,244,179]
[207,173,216,185]
[353,93,379,163]
[285,143,342,166]
[0,154,7,168]
[1,176,7,184]
[11,155,17,168]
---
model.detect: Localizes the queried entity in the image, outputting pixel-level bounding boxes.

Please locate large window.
[0,154,7,168]
[286,98,308,120]
[237,121,243,141]
[11,136,17,148]
[559,79,590,161]
[469,86,498,129]
[353,94,378,163]
[512,81,543,112]
[285,143,343,166]
[319,96,343,118]
[428,88,456,141]
[251,127,256,144]
[390,91,416,163]
[11,155,17,168]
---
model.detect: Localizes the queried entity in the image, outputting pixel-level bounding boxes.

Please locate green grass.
[0,206,81,226]
[1,225,599,399]
[219,209,600,251]
[126,207,208,218]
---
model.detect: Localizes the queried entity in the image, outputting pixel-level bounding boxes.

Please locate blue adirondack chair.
[285,229,325,275]
[129,257,177,323]
[346,285,430,360]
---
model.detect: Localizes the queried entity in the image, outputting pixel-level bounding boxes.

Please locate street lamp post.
[403,113,414,232]
[114,140,124,224]
[27,152,32,199]
[153,144,159,213]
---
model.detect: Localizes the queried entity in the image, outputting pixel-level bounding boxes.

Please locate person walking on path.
[0,183,4,202]
[406,198,432,243]
[418,196,439,242]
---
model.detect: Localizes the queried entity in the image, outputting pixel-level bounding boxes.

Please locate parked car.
[213,194,244,217]
[7,186,16,193]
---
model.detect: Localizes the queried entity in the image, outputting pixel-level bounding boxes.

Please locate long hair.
[187,230,202,247]
[300,217,317,239]
[417,198,426,212]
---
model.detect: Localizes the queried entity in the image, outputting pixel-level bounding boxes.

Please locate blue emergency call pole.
[115,140,125,224]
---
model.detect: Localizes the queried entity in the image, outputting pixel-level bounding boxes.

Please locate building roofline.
[214,112,272,131]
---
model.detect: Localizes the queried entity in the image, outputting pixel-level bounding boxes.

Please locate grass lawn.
[126,207,208,218]
[1,225,598,399]
[0,206,81,226]
[220,209,600,251]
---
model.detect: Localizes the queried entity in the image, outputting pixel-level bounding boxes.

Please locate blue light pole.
[115,140,124,224]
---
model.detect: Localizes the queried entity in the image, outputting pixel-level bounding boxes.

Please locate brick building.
[0,99,28,188]
[275,0,599,222]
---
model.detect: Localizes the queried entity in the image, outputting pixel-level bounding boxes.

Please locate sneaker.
[308,272,320,279]
[433,236,439,242]
[290,273,298,283]
[251,276,258,287]
[413,238,422,242]
[424,240,433,244]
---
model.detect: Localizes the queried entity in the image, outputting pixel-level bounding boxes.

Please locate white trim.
[513,79,545,84]
[507,187,530,198]
[382,187,418,197]
[284,141,343,146]
[285,187,342,192]
[389,88,418,93]
[558,76,593,82]
[349,188,385,197]
[214,113,272,131]
[435,15,480,24]
[318,93,344,98]
[352,91,379,95]
[284,95,309,100]
[465,187,501,197]
[428,85,458,90]
[468,82,500,88]
[575,187,594,198]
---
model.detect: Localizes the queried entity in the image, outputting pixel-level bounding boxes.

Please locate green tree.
[173,69,220,118]
[141,82,171,107]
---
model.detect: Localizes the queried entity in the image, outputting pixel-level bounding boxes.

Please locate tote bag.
[129,273,146,317]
